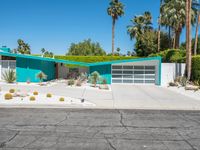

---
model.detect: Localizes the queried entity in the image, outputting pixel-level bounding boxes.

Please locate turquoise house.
[0,47,162,85]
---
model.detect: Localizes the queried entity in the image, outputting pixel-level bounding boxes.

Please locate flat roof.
[0,51,161,67]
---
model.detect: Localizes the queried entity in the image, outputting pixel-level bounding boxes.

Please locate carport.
[89,57,162,85]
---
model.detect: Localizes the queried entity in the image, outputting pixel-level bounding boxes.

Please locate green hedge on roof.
[54,55,138,63]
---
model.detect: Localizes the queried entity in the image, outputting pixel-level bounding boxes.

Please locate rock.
[169,82,178,87]
[99,84,109,90]
[185,85,199,91]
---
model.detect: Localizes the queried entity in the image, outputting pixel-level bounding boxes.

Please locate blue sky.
[0,0,194,55]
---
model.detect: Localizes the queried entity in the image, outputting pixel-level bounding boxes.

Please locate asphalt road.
[0,109,200,150]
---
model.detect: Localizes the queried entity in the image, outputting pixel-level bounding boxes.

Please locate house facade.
[0,47,162,85]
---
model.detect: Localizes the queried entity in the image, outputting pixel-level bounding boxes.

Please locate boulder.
[99,84,109,90]
[185,85,199,91]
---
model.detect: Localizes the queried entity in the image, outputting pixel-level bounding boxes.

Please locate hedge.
[54,56,138,63]
[192,55,200,81]
[149,49,186,63]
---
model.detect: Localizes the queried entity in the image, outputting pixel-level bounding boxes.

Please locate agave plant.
[36,71,47,83]
[3,69,16,83]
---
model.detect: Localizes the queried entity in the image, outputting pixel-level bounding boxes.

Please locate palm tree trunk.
[175,29,181,49]
[112,18,115,55]
[157,0,162,52]
[173,33,176,49]
[186,0,192,80]
[194,12,200,55]
[158,26,161,52]
[168,27,171,48]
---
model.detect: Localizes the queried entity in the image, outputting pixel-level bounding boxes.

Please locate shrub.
[68,79,75,86]
[59,97,65,102]
[36,71,47,82]
[33,91,38,95]
[55,56,138,64]
[175,76,188,87]
[149,49,186,63]
[88,71,100,87]
[102,78,107,85]
[2,69,16,83]
[9,89,15,93]
[4,93,13,100]
[46,93,52,98]
[29,96,36,101]
[192,55,200,82]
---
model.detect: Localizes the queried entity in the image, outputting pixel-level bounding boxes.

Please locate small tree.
[88,71,100,87]
[36,72,47,83]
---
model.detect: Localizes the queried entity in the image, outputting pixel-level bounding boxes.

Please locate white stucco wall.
[161,63,185,86]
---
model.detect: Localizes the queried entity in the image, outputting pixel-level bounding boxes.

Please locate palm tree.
[107,0,124,55]
[127,11,152,41]
[158,0,163,52]
[186,0,192,80]
[193,0,200,55]
[161,0,196,49]
[17,39,31,54]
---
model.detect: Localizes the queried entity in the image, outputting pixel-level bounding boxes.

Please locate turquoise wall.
[89,64,111,84]
[16,58,55,82]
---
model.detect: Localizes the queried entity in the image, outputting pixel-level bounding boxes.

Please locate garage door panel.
[112,64,156,84]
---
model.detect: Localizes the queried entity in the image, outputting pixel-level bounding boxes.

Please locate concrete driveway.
[112,85,200,110]
[1,83,200,110]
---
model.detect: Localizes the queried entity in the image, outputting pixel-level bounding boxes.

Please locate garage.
[111,58,161,85]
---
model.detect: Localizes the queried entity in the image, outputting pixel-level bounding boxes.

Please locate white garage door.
[112,65,156,84]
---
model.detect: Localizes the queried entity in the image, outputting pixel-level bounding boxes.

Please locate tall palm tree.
[193,0,200,55]
[127,11,152,41]
[107,0,124,55]
[158,0,163,52]
[161,0,196,49]
[186,0,192,80]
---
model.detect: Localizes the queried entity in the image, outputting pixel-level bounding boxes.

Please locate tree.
[127,11,153,43]
[116,47,121,55]
[160,0,196,49]
[17,39,31,54]
[135,30,171,57]
[186,0,192,80]
[41,48,54,58]
[88,71,100,87]
[41,48,46,54]
[107,0,124,55]
[67,39,106,56]
[158,0,163,52]
[181,36,200,54]
[127,51,131,56]
[192,0,200,55]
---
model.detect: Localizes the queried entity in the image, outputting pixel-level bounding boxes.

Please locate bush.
[88,71,100,87]
[192,55,200,82]
[68,79,75,86]
[2,69,16,83]
[4,93,13,100]
[30,96,36,101]
[59,97,65,102]
[9,89,15,93]
[36,72,47,82]
[46,93,52,98]
[174,76,188,87]
[55,56,138,64]
[33,91,38,95]
[149,49,186,63]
